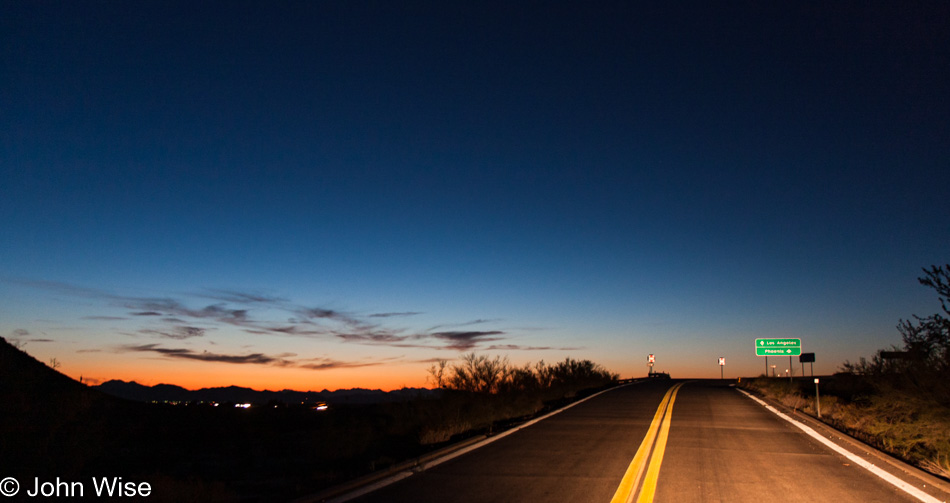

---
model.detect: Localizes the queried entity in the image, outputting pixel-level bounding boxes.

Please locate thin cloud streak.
[485,344,583,351]
[196,289,288,305]
[426,318,501,332]
[264,325,327,337]
[139,326,207,340]
[5,278,111,299]
[298,359,387,370]
[10,278,540,352]
[430,331,506,351]
[297,307,368,328]
[334,331,410,344]
[369,312,423,318]
[122,344,289,366]
[118,344,398,371]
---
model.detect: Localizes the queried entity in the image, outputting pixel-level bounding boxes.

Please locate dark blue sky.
[2,2,948,387]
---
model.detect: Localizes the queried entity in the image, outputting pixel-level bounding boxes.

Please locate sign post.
[756,338,802,378]
[718,357,725,380]
[648,354,655,377]
[799,353,816,377]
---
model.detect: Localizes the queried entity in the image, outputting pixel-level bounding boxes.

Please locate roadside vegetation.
[419,353,618,443]
[741,265,950,479]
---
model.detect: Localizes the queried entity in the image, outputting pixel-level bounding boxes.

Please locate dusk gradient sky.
[2,2,948,391]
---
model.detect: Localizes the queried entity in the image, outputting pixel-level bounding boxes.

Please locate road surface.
[349,380,945,503]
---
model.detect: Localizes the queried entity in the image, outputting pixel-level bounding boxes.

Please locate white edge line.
[738,389,943,503]
[328,383,635,503]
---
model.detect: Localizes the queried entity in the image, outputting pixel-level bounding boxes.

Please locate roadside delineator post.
[814,378,821,418]
[799,352,816,377]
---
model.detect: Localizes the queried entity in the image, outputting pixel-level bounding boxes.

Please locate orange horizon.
[28,343,844,393]
[62,364,432,393]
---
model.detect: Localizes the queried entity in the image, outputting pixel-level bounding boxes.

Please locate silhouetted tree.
[427,359,447,388]
[448,353,508,393]
[842,265,950,403]
[901,264,950,371]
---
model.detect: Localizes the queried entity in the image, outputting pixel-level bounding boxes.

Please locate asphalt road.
[349,380,941,503]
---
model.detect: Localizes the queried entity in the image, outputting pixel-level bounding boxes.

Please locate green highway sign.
[755,338,801,356]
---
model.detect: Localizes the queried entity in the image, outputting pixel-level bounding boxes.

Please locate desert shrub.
[780,393,807,411]
[435,353,615,396]
[419,353,616,444]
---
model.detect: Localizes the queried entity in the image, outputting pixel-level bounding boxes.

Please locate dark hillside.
[0,337,140,478]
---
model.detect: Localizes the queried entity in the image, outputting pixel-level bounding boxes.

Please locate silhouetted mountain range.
[95,379,438,405]
[0,335,436,408]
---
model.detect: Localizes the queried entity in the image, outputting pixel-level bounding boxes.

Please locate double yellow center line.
[610,382,686,503]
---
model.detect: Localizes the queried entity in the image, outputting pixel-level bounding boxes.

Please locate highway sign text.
[755,338,801,356]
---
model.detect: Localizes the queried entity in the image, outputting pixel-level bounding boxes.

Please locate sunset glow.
[2,2,947,392]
